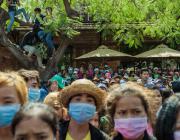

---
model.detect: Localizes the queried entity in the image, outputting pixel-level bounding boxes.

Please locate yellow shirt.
[66,131,91,140]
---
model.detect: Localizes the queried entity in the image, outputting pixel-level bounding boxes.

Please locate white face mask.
[174,131,180,140]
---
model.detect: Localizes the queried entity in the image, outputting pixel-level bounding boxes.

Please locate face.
[154,69,158,73]
[52,100,63,120]
[68,69,73,74]
[50,81,58,92]
[73,73,78,79]
[175,110,180,131]
[34,11,40,15]
[27,77,38,88]
[141,71,149,80]
[105,73,111,79]
[46,8,52,14]
[169,71,174,76]
[115,78,120,83]
[95,70,99,74]
[14,117,54,140]
[70,93,96,106]
[80,67,84,72]
[89,64,93,69]
[153,90,162,107]
[0,86,20,105]
[175,72,179,76]
[89,113,99,128]
[118,69,121,73]
[114,96,147,119]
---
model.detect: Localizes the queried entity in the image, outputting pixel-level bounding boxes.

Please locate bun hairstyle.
[12,103,59,136]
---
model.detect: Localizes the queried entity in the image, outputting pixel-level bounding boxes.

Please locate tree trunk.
[63,0,79,18]
[40,37,70,81]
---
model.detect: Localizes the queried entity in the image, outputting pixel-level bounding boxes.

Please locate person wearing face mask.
[12,103,59,140]
[44,91,69,122]
[155,94,180,140]
[107,87,156,140]
[137,69,155,89]
[0,71,28,140]
[49,74,65,92]
[59,79,110,140]
[18,69,47,102]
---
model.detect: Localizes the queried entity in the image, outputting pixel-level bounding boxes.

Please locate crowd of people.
[2,1,180,140]
[0,63,180,140]
[55,63,180,92]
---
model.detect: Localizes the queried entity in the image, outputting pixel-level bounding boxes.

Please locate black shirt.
[8,0,17,11]
[59,121,111,140]
[33,14,46,33]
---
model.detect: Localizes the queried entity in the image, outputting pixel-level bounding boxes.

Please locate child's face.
[50,81,58,92]
[34,11,40,15]
[46,8,52,14]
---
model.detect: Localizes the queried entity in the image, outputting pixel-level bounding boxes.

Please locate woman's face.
[50,81,58,92]
[53,101,63,120]
[175,110,180,131]
[27,77,38,88]
[0,86,20,105]
[70,93,96,105]
[14,117,54,140]
[114,96,147,119]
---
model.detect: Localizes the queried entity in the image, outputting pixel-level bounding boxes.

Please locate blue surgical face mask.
[69,103,96,124]
[0,104,20,127]
[28,88,40,102]
[174,131,180,140]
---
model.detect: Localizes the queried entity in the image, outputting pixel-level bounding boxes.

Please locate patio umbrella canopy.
[135,44,180,58]
[75,45,133,60]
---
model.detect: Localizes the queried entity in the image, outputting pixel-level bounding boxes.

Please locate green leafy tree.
[74,0,180,48]
[0,0,80,80]
[0,0,179,79]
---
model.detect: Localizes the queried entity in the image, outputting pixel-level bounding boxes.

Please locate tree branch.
[40,36,70,81]
[63,0,79,18]
[0,6,70,78]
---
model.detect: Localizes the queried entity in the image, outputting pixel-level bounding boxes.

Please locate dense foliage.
[78,0,180,48]
[1,0,80,38]
[1,0,180,48]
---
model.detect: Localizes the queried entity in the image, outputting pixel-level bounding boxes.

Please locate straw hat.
[44,92,62,108]
[18,69,39,79]
[60,79,107,110]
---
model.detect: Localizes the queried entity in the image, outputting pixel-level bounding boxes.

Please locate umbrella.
[135,44,180,58]
[75,45,133,60]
